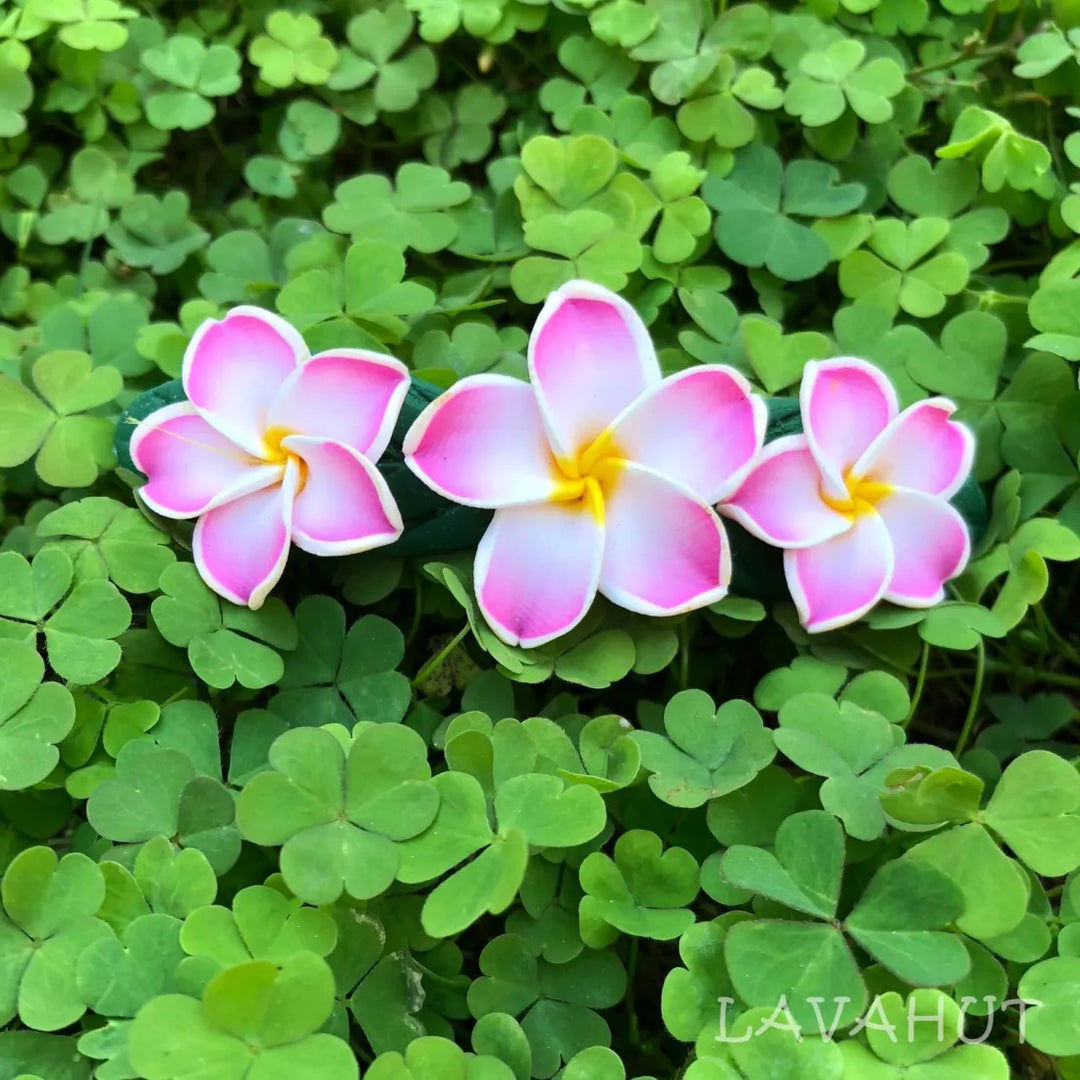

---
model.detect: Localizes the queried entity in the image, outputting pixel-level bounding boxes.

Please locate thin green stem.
[678,621,690,691]
[626,936,641,1047]
[954,639,985,758]
[904,640,930,729]
[909,42,1012,77]
[412,623,470,688]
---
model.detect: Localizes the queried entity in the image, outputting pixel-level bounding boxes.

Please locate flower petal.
[131,402,283,519]
[786,512,894,633]
[403,375,564,508]
[802,358,898,499]
[529,280,661,461]
[268,349,410,461]
[599,463,730,616]
[875,489,971,606]
[284,436,403,556]
[183,306,307,457]
[475,501,604,648]
[855,399,975,500]
[605,365,767,503]
[193,462,297,610]
[722,435,852,548]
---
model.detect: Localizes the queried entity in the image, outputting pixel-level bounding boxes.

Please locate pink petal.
[802,358,898,500]
[854,399,975,500]
[403,375,564,508]
[284,436,403,556]
[267,350,409,461]
[599,463,730,616]
[529,280,661,462]
[193,462,297,610]
[604,366,767,503]
[875,489,971,606]
[475,501,604,648]
[722,435,851,548]
[183,307,307,457]
[131,402,283,519]
[786,512,894,633]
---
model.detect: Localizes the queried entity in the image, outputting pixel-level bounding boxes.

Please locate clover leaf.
[0,639,74,791]
[142,36,241,130]
[249,12,338,89]
[404,0,504,42]
[0,349,120,487]
[366,1036,515,1080]
[36,497,176,593]
[415,85,507,169]
[721,811,969,1029]
[468,935,626,1078]
[938,106,1053,193]
[271,599,411,728]
[23,0,136,51]
[0,547,131,684]
[838,989,1009,1076]
[236,724,439,904]
[578,829,699,945]
[631,689,775,808]
[0,847,113,1031]
[702,143,865,280]
[105,191,209,274]
[323,164,470,253]
[774,691,956,839]
[179,884,337,981]
[839,217,970,318]
[344,5,437,114]
[674,54,783,150]
[151,563,297,691]
[128,953,358,1080]
[87,740,241,872]
[784,38,905,126]
[0,64,32,137]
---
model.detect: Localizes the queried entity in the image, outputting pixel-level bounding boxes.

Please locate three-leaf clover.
[105,191,209,274]
[783,38,905,126]
[631,689,776,808]
[141,36,241,130]
[248,12,338,89]
[0,349,121,487]
[0,547,131,684]
[151,563,297,691]
[702,144,866,280]
[323,164,471,252]
[343,5,437,114]
[236,724,440,904]
[721,810,969,1029]
[128,953,358,1080]
[937,107,1053,193]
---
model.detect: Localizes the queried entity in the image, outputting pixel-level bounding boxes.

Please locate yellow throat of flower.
[548,428,627,523]
[821,470,893,520]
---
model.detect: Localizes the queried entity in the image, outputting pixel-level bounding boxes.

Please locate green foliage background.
[2,0,1080,1076]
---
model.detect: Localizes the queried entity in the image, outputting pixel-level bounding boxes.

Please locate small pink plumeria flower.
[131,307,409,609]
[403,280,766,647]
[724,357,975,633]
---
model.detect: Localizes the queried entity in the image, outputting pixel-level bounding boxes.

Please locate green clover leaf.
[366,1036,515,1080]
[578,829,699,945]
[323,164,470,253]
[105,191,209,273]
[0,847,113,1030]
[236,724,439,904]
[631,689,776,808]
[151,563,297,691]
[0,349,120,487]
[702,143,865,281]
[937,106,1053,193]
[249,12,338,89]
[344,6,437,113]
[128,953,358,1080]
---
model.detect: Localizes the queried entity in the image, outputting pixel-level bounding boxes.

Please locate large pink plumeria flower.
[724,357,975,633]
[403,281,766,647]
[131,307,409,609]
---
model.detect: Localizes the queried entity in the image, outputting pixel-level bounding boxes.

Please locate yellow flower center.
[263,426,308,491]
[548,428,627,524]
[821,469,893,520]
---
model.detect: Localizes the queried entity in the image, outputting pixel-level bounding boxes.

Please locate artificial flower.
[724,357,974,633]
[131,306,409,609]
[403,280,766,647]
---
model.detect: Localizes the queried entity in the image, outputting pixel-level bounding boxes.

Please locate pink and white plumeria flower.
[131,307,409,609]
[724,357,975,633]
[403,280,766,647]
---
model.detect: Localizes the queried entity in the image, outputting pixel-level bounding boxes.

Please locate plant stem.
[626,936,641,1047]
[904,641,930,729]
[955,639,985,757]
[412,623,470,688]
